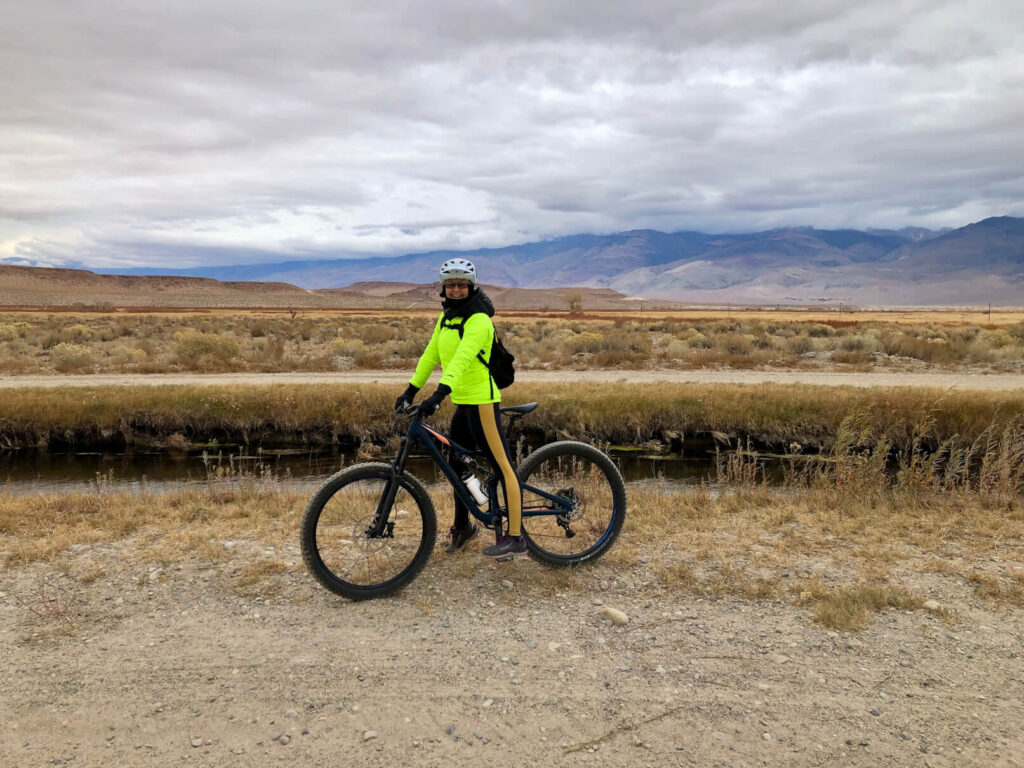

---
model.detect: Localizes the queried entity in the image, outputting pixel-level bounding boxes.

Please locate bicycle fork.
[367,433,413,538]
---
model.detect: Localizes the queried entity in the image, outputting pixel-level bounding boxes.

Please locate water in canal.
[0,446,736,496]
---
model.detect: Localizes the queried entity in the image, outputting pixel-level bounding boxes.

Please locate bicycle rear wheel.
[517,441,626,566]
[300,462,437,600]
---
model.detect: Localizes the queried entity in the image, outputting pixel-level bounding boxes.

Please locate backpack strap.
[443,312,495,392]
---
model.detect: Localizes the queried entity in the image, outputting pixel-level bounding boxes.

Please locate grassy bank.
[3,381,1024,453]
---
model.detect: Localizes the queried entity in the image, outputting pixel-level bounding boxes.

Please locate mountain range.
[77,215,1024,306]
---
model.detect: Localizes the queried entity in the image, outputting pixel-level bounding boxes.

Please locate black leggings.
[449,403,522,536]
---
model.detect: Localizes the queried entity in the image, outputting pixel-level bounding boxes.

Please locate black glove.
[417,384,451,418]
[394,384,420,413]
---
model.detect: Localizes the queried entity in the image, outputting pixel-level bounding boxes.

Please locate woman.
[394,258,525,558]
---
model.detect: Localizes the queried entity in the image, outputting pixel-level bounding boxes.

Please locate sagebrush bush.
[715,333,753,356]
[174,331,240,363]
[50,342,93,372]
[60,324,93,343]
[787,335,814,355]
[330,338,365,356]
[111,347,148,366]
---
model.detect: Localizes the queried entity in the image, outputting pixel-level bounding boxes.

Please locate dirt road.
[3,369,1024,390]
[2,537,1022,768]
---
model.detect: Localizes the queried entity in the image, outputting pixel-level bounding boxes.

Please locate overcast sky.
[2,0,1023,269]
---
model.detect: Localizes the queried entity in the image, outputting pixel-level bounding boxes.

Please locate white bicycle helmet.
[439,257,477,285]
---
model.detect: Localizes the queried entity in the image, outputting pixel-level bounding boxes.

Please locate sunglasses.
[443,280,472,289]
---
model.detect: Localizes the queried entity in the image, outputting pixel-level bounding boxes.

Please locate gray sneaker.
[445,523,479,553]
[482,534,526,558]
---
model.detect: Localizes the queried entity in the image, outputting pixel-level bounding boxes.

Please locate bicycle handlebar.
[395,401,420,417]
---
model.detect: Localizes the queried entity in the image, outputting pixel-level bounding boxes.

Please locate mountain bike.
[300,402,627,600]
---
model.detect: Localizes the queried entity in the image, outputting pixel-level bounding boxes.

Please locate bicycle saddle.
[499,402,538,416]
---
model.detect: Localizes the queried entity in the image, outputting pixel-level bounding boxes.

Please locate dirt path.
[3,369,1024,390]
[2,538,1022,768]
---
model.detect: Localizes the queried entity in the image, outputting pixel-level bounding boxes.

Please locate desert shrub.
[672,327,700,341]
[839,334,879,353]
[806,324,834,338]
[111,347,148,366]
[787,335,814,355]
[60,324,93,343]
[249,336,286,365]
[174,331,239,363]
[1005,323,1024,343]
[0,324,18,342]
[354,350,386,368]
[664,339,691,359]
[295,320,316,341]
[832,349,872,365]
[330,338,366,357]
[593,349,648,367]
[649,332,673,350]
[388,338,426,358]
[50,342,93,372]
[750,331,775,350]
[889,334,958,364]
[40,330,62,349]
[565,332,606,355]
[359,324,397,344]
[715,333,753,356]
[980,329,1016,350]
[112,318,137,338]
[687,333,711,349]
[949,325,981,344]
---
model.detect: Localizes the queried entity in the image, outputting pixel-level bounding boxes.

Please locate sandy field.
[2,534,1022,768]
[3,369,1024,391]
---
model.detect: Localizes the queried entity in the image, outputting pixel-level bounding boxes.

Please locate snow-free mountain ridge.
[73,216,1024,305]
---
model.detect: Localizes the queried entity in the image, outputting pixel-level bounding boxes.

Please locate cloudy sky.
[2,0,1023,269]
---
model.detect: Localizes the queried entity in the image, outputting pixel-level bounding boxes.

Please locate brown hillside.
[0,264,688,311]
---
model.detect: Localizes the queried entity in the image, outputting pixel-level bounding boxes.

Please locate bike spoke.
[520,451,617,558]
[314,478,425,587]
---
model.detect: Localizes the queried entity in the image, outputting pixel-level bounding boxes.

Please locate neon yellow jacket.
[410,312,498,404]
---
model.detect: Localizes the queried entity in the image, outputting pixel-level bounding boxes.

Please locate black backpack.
[485,334,515,389]
[445,315,516,390]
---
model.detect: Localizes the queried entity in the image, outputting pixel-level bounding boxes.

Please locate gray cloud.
[1,0,1022,268]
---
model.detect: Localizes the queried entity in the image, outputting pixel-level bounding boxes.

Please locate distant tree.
[566,291,583,315]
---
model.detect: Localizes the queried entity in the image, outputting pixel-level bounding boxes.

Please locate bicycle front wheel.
[300,462,437,600]
[517,441,626,566]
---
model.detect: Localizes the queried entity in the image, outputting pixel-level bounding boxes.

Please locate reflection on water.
[0,446,744,496]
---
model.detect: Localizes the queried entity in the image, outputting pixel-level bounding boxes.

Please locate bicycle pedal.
[495,553,524,563]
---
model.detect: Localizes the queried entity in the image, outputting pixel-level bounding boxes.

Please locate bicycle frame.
[368,412,574,536]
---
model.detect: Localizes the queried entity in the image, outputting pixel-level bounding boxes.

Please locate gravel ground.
[2,537,1022,768]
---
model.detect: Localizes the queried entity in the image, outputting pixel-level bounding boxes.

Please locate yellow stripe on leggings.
[479,404,522,536]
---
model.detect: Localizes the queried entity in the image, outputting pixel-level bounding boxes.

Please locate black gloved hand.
[417,384,452,418]
[394,384,420,414]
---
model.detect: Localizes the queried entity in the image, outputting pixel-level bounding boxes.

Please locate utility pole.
[988,302,992,323]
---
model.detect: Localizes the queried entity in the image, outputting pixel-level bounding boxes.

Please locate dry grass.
[5,308,1024,376]
[4,437,1023,633]
[810,585,924,631]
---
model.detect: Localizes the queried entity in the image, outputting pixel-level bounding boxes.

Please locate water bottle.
[461,472,488,506]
